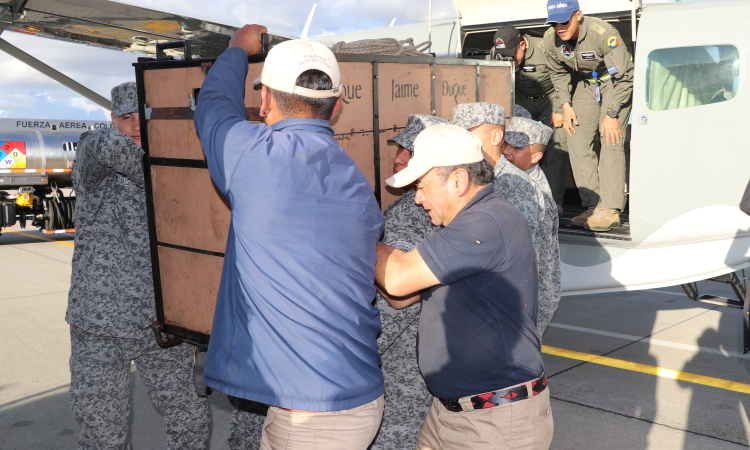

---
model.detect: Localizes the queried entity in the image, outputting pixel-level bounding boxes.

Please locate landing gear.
[681,270,748,354]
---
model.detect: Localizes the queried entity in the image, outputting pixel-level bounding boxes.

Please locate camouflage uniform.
[452,103,557,338]
[505,117,562,336]
[371,190,435,450]
[226,397,267,450]
[374,114,444,450]
[67,82,210,450]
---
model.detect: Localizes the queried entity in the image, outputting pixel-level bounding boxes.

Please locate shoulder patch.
[545,27,555,37]
[608,36,619,49]
[591,22,606,35]
[538,40,544,48]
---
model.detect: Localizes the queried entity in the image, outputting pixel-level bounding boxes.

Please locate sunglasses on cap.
[549,19,571,27]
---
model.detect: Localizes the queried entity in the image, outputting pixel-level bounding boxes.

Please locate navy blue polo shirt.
[416,184,543,399]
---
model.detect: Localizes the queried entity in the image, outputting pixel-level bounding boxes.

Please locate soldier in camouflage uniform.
[67,82,210,450]
[452,103,558,337]
[491,25,570,213]
[544,0,634,231]
[371,114,446,450]
[502,117,562,335]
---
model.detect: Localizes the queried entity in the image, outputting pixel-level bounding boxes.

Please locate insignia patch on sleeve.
[607,66,618,75]
[608,37,619,48]
[591,23,606,35]
[580,51,597,60]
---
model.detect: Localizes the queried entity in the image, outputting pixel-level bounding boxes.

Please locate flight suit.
[544,17,634,211]
[512,34,570,207]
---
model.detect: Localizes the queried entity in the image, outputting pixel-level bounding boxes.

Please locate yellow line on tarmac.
[1,228,74,247]
[543,345,750,395]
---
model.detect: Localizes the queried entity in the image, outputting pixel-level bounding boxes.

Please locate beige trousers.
[260,395,384,450]
[416,383,553,450]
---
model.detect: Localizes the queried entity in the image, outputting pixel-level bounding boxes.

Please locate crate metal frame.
[134,53,514,345]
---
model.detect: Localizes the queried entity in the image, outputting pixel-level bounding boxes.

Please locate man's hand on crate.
[229,24,268,56]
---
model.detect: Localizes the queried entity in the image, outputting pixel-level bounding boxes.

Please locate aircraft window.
[646,45,739,111]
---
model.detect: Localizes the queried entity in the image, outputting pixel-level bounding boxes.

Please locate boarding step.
[558,205,631,241]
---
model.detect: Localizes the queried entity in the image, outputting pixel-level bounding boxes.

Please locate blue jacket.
[194,47,385,411]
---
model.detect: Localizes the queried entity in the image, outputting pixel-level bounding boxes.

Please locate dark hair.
[269,70,338,120]
[433,160,495,187]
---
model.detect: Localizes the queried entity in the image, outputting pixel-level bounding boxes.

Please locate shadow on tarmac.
[679,317,750,449]
[0,368,235,450]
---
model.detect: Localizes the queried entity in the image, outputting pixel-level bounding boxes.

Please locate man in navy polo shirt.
[375,124,553,450]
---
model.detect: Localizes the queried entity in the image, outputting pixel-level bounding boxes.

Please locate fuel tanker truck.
[0,119,111,234]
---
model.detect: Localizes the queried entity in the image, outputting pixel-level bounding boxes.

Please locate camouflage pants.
[69,325,211,450]
[370,297,432,450]
[227,396,267,450]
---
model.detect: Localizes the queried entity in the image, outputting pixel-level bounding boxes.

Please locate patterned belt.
[438,374,548,412]
[526,94,547,99]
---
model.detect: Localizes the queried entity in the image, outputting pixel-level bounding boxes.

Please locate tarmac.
[1,224,749,450]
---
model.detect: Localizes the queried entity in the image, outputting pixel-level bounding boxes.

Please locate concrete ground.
[1,225,749,449]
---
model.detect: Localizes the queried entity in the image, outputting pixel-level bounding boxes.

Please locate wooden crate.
[136,54,513,343]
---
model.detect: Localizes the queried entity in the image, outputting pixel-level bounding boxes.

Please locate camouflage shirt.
[527,165,553,202]
[526,165,561,335]
[372,190,435,450]
[66,128,155,339]
[493,157,558,337]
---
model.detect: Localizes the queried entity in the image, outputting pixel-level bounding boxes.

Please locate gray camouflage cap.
[514,104,533,119]
[111,82,139,117]
[504,117,553,149]
[451,102,506,130]
[387,114,451,151]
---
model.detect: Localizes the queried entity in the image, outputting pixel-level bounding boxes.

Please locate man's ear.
[110,112,116,127]
[531,149,544,166]
[453,168,472,196]
[330,96,344,121]
[491,128,504,147]
[260,86,272,117]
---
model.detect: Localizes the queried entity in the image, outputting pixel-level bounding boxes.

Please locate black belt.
[438,374,547,412]
[526,94,547,99]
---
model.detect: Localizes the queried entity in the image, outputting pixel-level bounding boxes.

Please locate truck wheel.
[2,203,16,228]
[44,199,55,231]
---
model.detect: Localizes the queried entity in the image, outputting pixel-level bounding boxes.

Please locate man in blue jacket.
[194,25,385,449]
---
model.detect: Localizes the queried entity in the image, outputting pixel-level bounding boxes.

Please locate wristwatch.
[606,109,618,119]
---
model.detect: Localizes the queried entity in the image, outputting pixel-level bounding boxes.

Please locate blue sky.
[0,0,456,121]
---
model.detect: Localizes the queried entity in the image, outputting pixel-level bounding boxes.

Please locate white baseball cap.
[252,39,341,98]
[386,124,484,188]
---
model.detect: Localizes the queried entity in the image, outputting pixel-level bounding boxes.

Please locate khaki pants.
[568,79,632,210]
[416,383,553,450]
[260,395,384,450]
[517,95,570,206]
